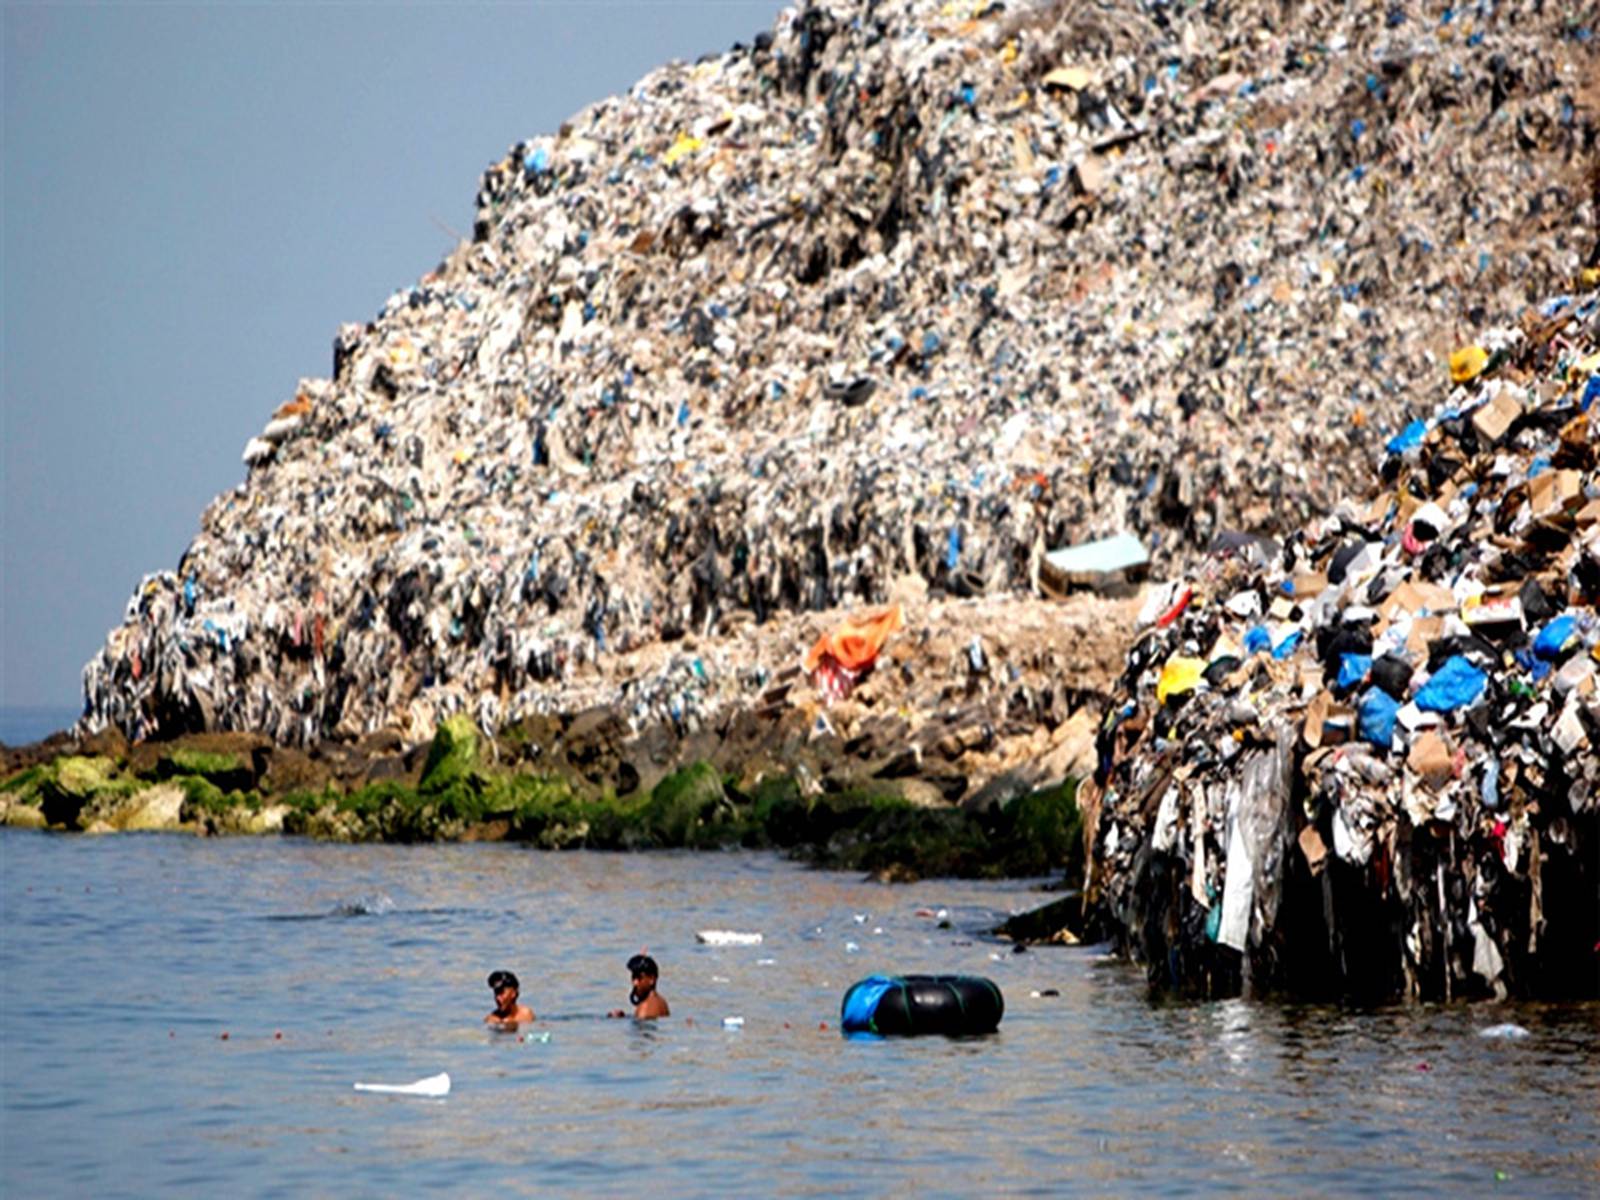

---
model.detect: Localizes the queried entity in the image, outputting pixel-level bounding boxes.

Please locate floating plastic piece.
[354,1072,450,1097]
[696,930,763,946]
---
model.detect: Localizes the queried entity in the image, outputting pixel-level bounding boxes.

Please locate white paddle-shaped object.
[354,1072,450,1097]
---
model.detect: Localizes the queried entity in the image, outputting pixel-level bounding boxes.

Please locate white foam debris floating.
[353,1072,451,1097]
[696,930,763,946]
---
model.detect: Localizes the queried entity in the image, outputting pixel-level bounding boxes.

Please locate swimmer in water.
[485,969,534,1027]
[609,953,669,1019]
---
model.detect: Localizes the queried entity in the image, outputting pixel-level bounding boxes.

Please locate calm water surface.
[1,832,1595,1197]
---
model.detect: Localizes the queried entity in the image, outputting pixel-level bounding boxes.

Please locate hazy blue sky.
[2,0,780,714]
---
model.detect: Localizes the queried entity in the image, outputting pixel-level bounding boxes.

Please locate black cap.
[626,954,658,978]
[487,969,519,991]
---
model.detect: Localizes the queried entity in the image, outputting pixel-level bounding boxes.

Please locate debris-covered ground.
[8,591,1125,879]
[73,0,1597,759]
[1083,285,1600,1002]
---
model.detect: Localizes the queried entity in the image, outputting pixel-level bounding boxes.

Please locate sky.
[2,0,782,714]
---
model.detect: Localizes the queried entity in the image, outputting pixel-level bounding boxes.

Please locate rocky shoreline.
[5,591,1126,881]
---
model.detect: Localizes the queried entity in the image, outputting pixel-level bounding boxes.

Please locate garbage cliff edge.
[74,0,1595,752]
[1078,285,1600,1004]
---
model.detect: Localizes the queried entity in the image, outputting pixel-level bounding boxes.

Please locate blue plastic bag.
[1337,653,1372,690]
[1359,688,1400,748]
[1414,655,1487,712]
[1385,419,1426,454]
[1532,615,1578,661]
[1243,626,1271,655]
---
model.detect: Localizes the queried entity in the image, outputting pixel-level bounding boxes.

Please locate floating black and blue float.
[840,974,1003,1037]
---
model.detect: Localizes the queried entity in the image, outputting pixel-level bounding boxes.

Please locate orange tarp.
[803,604,903,674]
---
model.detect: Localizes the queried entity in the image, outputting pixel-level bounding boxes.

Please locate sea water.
[1,832,1596,1196]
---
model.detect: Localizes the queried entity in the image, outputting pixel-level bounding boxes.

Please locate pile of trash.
[79,0,1597,753]
[1082,283,1600,1001]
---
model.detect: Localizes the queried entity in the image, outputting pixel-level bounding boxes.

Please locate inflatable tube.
[840,974,1003,1037]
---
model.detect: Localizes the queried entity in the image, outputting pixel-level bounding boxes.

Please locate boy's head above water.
[627,954,658,1000]
[609,953,668,1018]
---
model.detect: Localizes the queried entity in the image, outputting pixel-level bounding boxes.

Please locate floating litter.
[696,930,763,946]
[1478,1023,1531,1040]
[756,958,776,966]
[722,1016,745,1029]
[354,1072,450,1097]
[845,941,861,953]
[522,1031,551,1044]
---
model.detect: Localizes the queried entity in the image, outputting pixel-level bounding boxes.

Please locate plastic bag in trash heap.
[804,603,904,700]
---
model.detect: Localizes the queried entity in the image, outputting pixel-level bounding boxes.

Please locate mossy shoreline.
[1,716,1083,883]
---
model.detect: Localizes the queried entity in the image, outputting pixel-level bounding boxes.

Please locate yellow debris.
[1156,656,1207,704]
[1041,66,1094,91]
[663,132,704,167]
[1449,344,1488,384]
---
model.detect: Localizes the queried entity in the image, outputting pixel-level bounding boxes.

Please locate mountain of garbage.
[79,0,1597,755]
[1083,284,1600,1001]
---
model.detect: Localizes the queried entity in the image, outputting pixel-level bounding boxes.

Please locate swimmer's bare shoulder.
[485,1003,534,1027]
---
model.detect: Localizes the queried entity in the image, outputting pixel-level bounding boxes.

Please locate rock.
[994,894,1086,945]
[0,798,47,829]
[462,818,512,842]
[77,725,128,761]
[115,782,186,832]
[243,804,290,834]
[156,749,254,793]
[0,729,77,778]
[873,778,948,809]
[128,732,268,787]
[258,745,332,795]
[361,754,418,788]
[38,755,120,827]
[419,714,479,794]
[644,760,726,845]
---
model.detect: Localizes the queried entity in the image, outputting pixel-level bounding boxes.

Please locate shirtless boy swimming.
[609,953,669,1019]
[484,969,534,1027]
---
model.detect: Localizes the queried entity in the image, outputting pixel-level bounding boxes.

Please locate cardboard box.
[1530,468,1582,516]
[1408,730,1455,787]
[1471,391,1522,444]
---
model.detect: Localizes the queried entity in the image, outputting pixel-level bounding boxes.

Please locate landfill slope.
[1084,287,1600,1002]
[81,0,1597,771]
